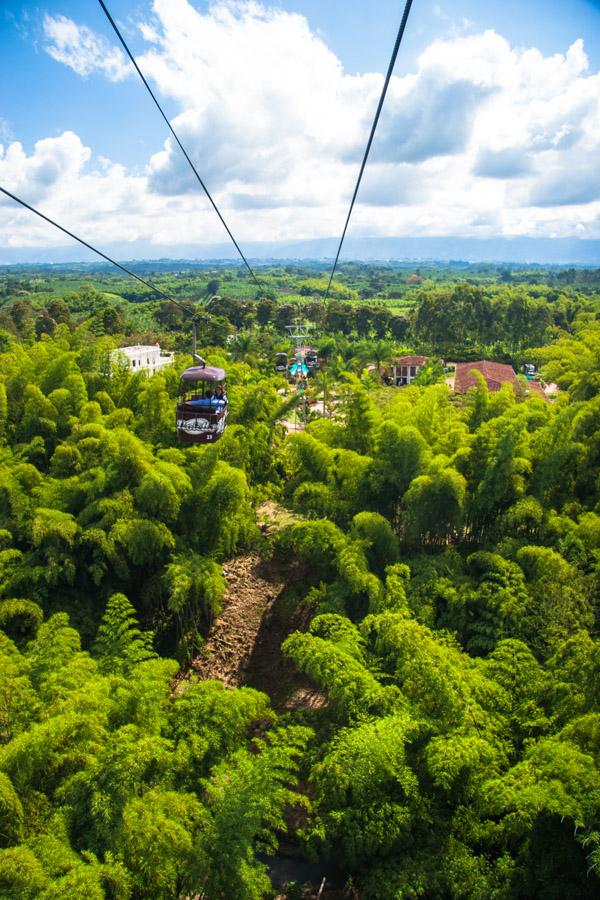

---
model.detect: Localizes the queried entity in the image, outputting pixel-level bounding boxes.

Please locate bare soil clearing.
[190,554,284,688]
[184,549,327,709]
[177,505,333,895]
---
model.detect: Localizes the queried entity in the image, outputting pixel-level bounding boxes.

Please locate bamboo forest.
[0,262,597,899]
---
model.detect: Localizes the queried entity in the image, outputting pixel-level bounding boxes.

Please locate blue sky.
[1,0,600,260]
[3,1,600,165]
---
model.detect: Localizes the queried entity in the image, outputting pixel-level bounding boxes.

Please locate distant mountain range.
[2,236,600,266]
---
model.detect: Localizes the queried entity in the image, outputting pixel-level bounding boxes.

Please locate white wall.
[112,345,173,376]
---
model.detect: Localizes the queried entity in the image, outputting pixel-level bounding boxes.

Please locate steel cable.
[324,0,415,299]
[0,185,192,315]
[97,0,262,289]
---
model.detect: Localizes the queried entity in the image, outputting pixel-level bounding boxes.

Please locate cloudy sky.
[1,0,600,261]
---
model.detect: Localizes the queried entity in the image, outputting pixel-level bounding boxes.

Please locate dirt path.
[178,549,326,709]
[175,502,327,709]
[189,554,285,688]
[256,500,303,537]
[179,548,331,895]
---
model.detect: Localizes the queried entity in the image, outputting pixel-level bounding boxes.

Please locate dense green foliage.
[0,264,598,898]
[2,261,599,363]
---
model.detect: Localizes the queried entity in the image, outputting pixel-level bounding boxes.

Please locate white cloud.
[43,14,131,81]
[0,132,91,203]
[528,149,600,207]
[4,1,600,254]
[0,130,226,249]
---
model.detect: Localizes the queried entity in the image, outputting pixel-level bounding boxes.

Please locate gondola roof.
[180,365,226,382]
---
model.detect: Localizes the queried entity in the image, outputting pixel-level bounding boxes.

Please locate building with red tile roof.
[391,355,429,386]
[454,360,516,394]
[454,360,547,399]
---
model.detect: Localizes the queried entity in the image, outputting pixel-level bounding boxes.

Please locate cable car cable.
[0,184,192,316]
[324,0,415,300]
[97,0,262,290]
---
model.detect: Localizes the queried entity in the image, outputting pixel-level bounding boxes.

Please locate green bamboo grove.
[0,277,598,898]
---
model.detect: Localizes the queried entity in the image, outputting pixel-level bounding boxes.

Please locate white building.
[112,344,173,376]
[390,355,429,386]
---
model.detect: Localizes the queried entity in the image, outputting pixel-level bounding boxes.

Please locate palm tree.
[228,330,260,363]
[312,369,335,417]
[268,389,304,428]
[350,338,395,379]
[317,336,338,366]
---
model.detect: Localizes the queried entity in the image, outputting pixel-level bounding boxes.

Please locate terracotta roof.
[454,360,516,393]
[526,380,547,397]
[394,355,428,366]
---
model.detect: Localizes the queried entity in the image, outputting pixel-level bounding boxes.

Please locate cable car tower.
[286,321,314,429]
[287,321,313,367]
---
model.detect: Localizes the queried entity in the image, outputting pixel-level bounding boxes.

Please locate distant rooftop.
[118,344,164,354]
[454,360,548,399]
[394,355,428,367]
[454,360,516,394]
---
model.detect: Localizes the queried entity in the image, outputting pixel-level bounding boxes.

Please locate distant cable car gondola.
[304,349,318,375]
[176,365,228,444]
[275,352,288,375]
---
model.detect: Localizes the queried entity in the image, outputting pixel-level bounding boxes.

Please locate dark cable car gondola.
[275,351,288,375]
[304,349,318,376]
[176,365,228,444]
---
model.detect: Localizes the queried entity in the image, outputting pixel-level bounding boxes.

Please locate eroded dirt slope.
[182,550,326,709]
[190,554,284,688]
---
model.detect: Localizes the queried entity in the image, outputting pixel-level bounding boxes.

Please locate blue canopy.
[289,363,309,377]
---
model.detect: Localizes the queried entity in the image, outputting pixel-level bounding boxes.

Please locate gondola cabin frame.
[176,365,228,444]
[274,351,289,375]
